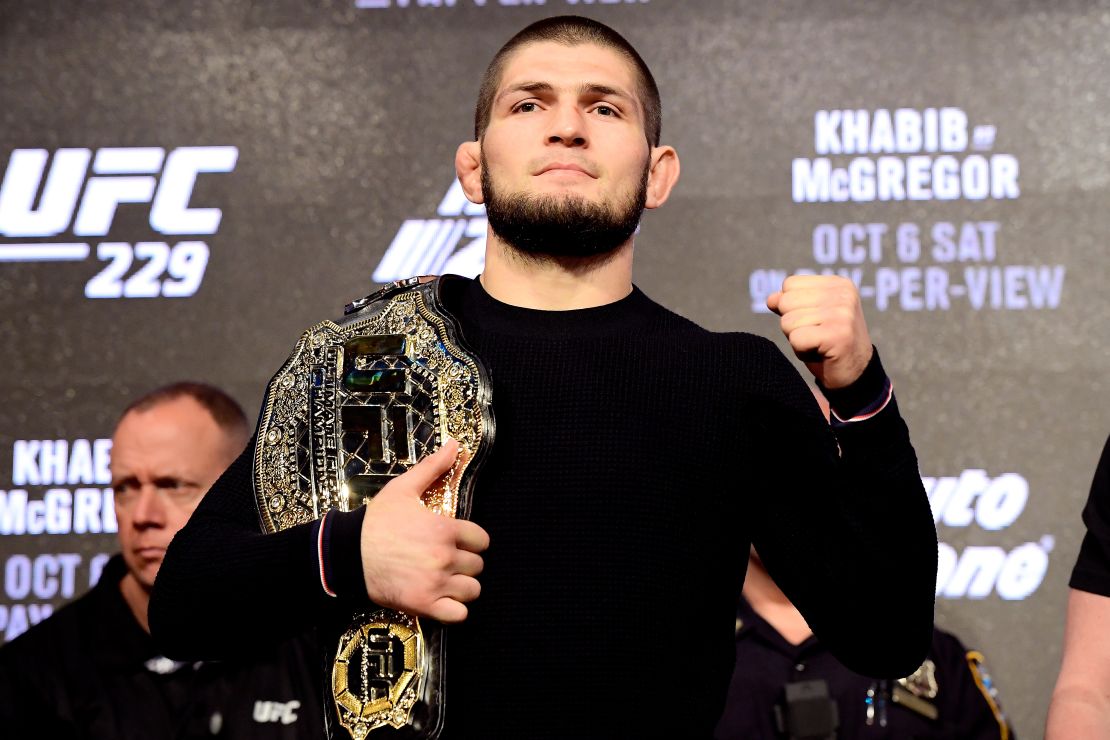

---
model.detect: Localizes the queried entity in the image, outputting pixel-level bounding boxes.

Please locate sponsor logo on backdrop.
[0,146,238,299]
[0,439,115,641]
[355,0,648,10]
[372,179,487,283]
[926,469,1051,601]
[748,107,1066,313]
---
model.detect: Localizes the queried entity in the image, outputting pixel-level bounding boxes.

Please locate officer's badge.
[891,659,939,720]
[899,659,938,699]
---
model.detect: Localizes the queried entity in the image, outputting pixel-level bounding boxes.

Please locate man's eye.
[594,105,617,117]
[513,101,538,113]
[169,488,199,502]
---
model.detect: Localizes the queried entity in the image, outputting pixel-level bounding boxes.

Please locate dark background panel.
[4,1,1110,735]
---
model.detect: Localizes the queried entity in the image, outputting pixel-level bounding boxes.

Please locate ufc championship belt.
[252,275,494,739]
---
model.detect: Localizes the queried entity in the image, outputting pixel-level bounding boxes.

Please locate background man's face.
[480,41,651,221]
[110,397,239,591]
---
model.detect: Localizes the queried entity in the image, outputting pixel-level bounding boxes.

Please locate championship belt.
[252,275,494,739]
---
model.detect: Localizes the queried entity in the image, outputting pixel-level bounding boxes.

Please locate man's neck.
[743,558,814,646]
[479,234,634,310]
[119,572,151,633]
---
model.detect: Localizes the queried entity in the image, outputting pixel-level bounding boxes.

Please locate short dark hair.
[118,381,249,439]
[474,15,662,147]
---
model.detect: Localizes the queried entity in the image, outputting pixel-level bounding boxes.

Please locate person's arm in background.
[1046,589,1110,738]
[1047,434,1110,739]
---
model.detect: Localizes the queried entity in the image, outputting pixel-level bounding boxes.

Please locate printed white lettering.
[792,154,1019,204]
[4,554,82,600]
[0,146,237,239]
[0,149,91,237]
[924,470,1027,530]
[150,147,238,235]
[11,439,112,486]
[0,487,114,535]
[936,542,1051,600]
[253,700,301,724]
[89,553,111,587]
[0,490,28,535]
[0,603,53,641]
[813,108,967,156]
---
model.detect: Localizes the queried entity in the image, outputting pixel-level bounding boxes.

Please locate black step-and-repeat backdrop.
[3,1,1109,734]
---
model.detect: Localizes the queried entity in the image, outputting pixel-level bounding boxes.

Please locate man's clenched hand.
[767,275,873,389]
[360,439,489,623]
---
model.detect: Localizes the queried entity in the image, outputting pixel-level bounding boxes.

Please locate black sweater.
[151,278,937,739]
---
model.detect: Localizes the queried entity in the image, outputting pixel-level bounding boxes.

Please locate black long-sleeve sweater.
[151,278,937,739]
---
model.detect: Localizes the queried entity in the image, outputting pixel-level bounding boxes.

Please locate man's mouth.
[537,162,596,178]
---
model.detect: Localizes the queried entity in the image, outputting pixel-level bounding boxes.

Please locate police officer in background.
[714,547,1013,740]
[0,382,324,739]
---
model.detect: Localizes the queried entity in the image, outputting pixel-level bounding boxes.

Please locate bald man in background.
[0,382,323,739]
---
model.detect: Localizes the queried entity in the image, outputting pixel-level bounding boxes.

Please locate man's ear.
[456,140,484,205]
[644,145,680,210]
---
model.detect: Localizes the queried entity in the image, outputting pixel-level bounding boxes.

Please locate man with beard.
[151,16,937,738]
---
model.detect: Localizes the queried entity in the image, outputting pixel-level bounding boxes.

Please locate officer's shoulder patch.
[966,650,1010,740]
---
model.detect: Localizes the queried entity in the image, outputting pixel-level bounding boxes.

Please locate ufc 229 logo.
[0,146,238,298]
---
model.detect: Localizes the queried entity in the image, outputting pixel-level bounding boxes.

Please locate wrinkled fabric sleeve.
[747,343,937,679]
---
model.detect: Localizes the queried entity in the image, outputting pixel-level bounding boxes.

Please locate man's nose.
[547,104,587,147]
[130,486,166,527]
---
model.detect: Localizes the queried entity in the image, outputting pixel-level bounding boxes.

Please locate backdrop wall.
[3,1,1109,735]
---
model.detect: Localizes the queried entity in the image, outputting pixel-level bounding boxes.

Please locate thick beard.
[481,156,648,263]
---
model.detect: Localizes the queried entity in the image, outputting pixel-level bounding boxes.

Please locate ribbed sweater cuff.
[818,347,893,425]
[313,507,368,600]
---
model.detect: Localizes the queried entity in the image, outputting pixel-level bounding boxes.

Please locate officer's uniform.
[0,555,324,739]
[713,597,1012,740]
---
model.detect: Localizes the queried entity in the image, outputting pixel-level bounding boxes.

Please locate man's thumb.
[396,438,459,495]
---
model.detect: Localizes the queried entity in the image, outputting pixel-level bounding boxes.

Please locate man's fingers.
[783,274,850,292]
[766,290,783,316]
[429,597,469,624]
[452,549,485,577]
[394,438,460,496]
[785,325,824,357]
[775,275,859,313]
[443,574,482,603]
[455,520,491,553]
[779,307,825,336]
[773,287,830,316]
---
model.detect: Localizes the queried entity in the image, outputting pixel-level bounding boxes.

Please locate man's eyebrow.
[496,82,555,103]
[579,83,634,103]
[496,81,637,105]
